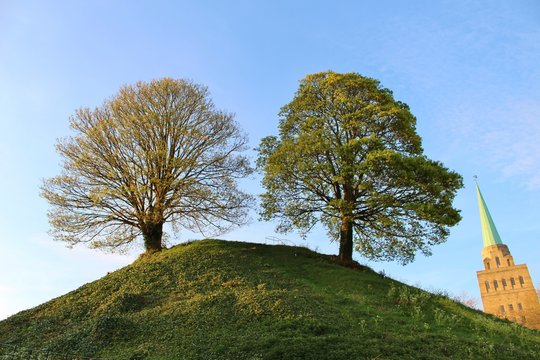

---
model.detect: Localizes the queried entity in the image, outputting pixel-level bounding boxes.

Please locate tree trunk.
[339,215,353,262]
[143,222,163,254]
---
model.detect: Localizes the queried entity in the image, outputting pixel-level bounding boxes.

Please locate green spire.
[475,181,503,247]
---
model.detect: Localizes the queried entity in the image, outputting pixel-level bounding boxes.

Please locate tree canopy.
[257,71,463,264]
[42,78,253,254]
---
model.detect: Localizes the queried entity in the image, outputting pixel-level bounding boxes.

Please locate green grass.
[1,239,539,359]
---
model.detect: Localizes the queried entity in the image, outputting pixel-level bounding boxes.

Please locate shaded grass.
[0,239,539,359]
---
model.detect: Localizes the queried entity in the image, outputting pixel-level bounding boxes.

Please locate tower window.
[502,279,507,289]
[519,276,525,286]
[485,281,490,292]
[493,280,499,290]
[510,277,515,287]
[518,303,523,310]
[495,257,501,267]
[509,304,514,311]
[486,262,491,270]
[507,259,511,266]
[499,305,505,313]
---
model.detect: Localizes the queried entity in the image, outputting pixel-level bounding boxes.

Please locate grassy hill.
[1,239,539,359]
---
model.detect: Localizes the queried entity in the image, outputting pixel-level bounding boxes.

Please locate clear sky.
[1,0,539,320]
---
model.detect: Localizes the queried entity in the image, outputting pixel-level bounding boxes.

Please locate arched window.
[485,281,490,292]
[502,279,507,289]
[510,277,515,288]
[486,262,491,270]
[518,303,523,310]
[499,305,505,313]
[519,276,525,287]
[494,280,499,290]
[495,257,501,267]
[507,259,511,266]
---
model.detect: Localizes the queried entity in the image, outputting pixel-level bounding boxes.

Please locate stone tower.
[475,182,540,329]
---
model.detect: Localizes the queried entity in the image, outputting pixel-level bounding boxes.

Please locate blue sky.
[1,0,540,319]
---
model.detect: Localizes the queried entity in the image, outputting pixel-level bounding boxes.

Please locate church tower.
[475,182,540,329]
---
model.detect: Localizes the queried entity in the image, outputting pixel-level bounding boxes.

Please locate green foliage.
[257,71,463,263]
[41,78,253,253]
[1,240,539,359]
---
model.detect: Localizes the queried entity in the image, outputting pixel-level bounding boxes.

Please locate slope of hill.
[0,239,539,359]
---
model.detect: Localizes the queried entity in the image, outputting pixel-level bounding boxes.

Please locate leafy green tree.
[257,71,463,264]
[42,78,253,254]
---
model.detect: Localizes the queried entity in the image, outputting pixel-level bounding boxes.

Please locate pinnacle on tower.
[475,181,503,247]
[475,180,540,329]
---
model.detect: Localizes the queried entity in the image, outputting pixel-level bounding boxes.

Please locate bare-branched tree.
[454,291,480,310]
[42,78,253,254]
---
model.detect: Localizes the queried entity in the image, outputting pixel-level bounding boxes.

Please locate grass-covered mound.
[0,239,539,359]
